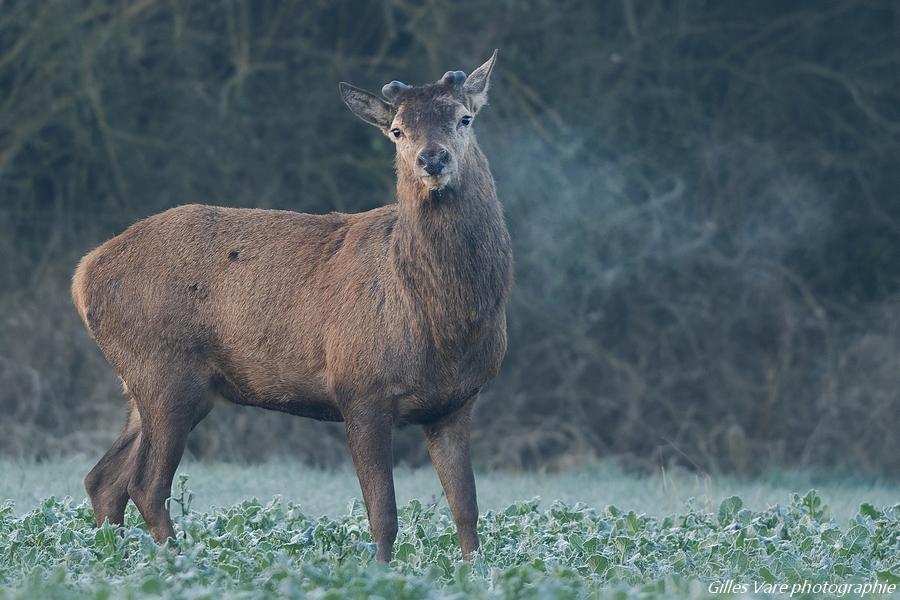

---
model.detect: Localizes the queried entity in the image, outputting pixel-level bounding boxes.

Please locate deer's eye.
[459,115,473,128]
[390,128,403,139]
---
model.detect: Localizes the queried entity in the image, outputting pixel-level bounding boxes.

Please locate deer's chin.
[421,173,454,191]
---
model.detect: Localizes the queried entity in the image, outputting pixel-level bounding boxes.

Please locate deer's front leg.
[424,400,479,559]
[345,410,397,562]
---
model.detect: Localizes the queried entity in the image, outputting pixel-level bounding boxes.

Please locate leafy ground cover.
[0,470,898,599]
[4,458,900,523]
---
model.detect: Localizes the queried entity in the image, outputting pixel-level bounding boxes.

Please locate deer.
[71,51,511,562]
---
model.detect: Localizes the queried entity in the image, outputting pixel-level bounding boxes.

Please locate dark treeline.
[1,0,898,474]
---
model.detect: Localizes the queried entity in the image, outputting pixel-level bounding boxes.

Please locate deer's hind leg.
[126,369,213,544]
[85,398,142,527]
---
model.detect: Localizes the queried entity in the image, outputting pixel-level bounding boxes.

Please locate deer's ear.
[339,82,394,129]
[463,49,498,113]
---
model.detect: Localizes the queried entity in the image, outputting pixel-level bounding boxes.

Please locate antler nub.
[381,80,411,103]
[440,70,467,88]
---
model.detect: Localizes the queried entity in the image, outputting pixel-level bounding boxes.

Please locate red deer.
[71,51,511,562]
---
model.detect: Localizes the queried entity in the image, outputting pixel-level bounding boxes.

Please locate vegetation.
[0,473,898,598]
[2,1,900,474]
[1,462,898,598]
[5,458,900,525]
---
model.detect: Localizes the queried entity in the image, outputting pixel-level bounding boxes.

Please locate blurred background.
[1,0,898,476]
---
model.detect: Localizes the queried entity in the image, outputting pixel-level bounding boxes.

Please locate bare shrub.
[1,0,898,474]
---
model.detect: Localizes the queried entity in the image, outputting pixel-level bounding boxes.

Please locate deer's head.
[340,51,497,192]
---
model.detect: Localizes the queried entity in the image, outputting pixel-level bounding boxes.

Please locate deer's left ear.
[463,49,498,113]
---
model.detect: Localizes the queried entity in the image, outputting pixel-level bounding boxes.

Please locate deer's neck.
[390,144,512,332]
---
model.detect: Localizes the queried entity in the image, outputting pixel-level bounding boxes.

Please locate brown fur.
[73,52,510,561]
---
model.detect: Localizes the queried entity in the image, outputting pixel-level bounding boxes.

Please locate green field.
[1,459,898,598]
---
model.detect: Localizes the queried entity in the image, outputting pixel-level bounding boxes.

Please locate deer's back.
[73,204,389,406]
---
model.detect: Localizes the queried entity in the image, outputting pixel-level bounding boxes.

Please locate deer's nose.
[417,147,450,176]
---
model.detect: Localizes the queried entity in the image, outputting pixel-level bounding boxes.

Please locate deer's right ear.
[340,83,394,130]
